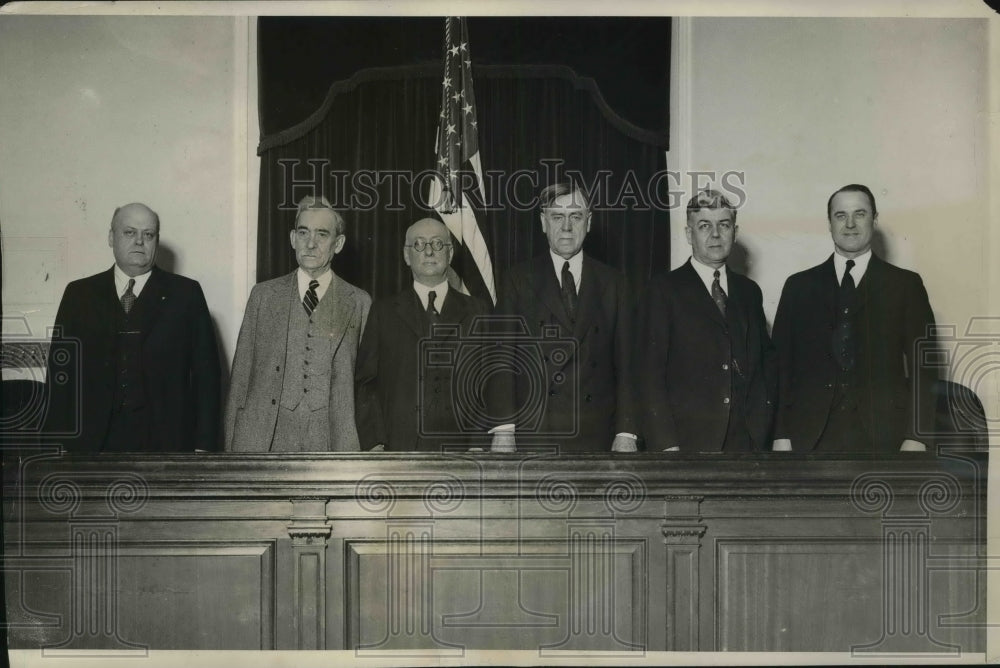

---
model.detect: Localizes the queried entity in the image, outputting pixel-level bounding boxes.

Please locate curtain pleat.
[258,68,669,302]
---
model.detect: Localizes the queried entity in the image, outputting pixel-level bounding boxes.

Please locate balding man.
[355,218,490,451]
[225,196,371,452]
[45,203,221,452]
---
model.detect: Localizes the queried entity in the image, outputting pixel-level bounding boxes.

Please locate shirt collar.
[113,264,153,298]
[549,249,583,290]
[833,249,872,284]
[297,267,333,301]
[689,256,728,295]
[413,279,449,311]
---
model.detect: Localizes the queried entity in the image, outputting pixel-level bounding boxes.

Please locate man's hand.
[369,444,386,452]
[772,438,792,451]
[899,439,926,452]
[490,431,516,452]
[611,434,638,452]
[663,446,680,452]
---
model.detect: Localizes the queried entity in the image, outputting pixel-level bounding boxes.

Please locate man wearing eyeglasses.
[489,181,637,453]
[44,202,221,452]
[355,218,489,451]
[225,195,371,452]
[638,189,776,453]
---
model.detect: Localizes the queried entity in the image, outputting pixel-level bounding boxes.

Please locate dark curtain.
[257,65,669,302]
[258,17,670,146]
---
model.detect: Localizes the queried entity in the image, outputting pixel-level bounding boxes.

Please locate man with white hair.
[225,196,371,452]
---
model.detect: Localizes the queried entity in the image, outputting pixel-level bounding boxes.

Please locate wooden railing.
[2,451,987,655]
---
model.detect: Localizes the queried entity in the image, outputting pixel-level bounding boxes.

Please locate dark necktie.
[427,290,440,323]
[836,259,857,372]
[303,279,319,316]
[121,278,136,314]
[560,261,577,321]
[842,259,856,294]
[711,269,727,316]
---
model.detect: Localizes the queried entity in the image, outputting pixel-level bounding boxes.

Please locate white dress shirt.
[833,249,871,285]
[413,279,449,311]
[689,256,728,296]
[549,249,583,292]
[296,267,333,302]
[114,264,153,299]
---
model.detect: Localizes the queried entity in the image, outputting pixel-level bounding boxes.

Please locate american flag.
[428,16,496,305]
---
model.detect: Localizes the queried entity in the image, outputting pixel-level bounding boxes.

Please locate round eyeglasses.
[405,239,452,253]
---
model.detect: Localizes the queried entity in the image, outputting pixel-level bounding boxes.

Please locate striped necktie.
[303,280,319,315]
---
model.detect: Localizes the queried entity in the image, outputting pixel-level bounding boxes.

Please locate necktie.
[836,259,857,372]
[560,261,577,321]
[842,259,856,293]
[427,290,440,323]
[711,269,727,316]
[121,278,136,314]
[303,279,319,316]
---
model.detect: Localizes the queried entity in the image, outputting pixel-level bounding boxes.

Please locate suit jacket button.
[722,363,729,371]
[271,399,276,405]
[276,365,281,371]
[723,397,730,404]
[585,394,592,402]
[548,390,556,396]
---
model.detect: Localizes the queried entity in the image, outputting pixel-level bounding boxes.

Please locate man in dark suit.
[638,190,776,452]
[45,203,221,452]
[355,218,490,451]
[771,184,936,455]
[489,182,637,453]
[225,196,370,452]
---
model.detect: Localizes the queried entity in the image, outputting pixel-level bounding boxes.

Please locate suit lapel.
[439,288,470,323]
[572,255,600,340]
[678,260,727,327]
[854,253,879,315]
[134,267,167,341]
[95,268,119,389]
[725,272,750,343]
[816,255,839,327]
[394,288,426,339]
[270,272,297,360]
[317,272,356,356]
[531,254,575,331]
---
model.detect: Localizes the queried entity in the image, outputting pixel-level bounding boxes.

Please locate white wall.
[675,17,989,340]
[0,15,247,369]
[0,15,991,381]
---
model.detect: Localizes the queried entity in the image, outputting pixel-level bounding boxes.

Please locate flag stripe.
[430,16,496,305]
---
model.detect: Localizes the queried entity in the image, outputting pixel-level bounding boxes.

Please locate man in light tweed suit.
[225,196,371,451]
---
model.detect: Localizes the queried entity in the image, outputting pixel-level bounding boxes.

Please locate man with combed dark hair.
[45,203,221,452]
[638,189,776,452]
[489,181,637,453]
[355,218,490,451]
[225,195,371,452]
[772,184,937,455]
